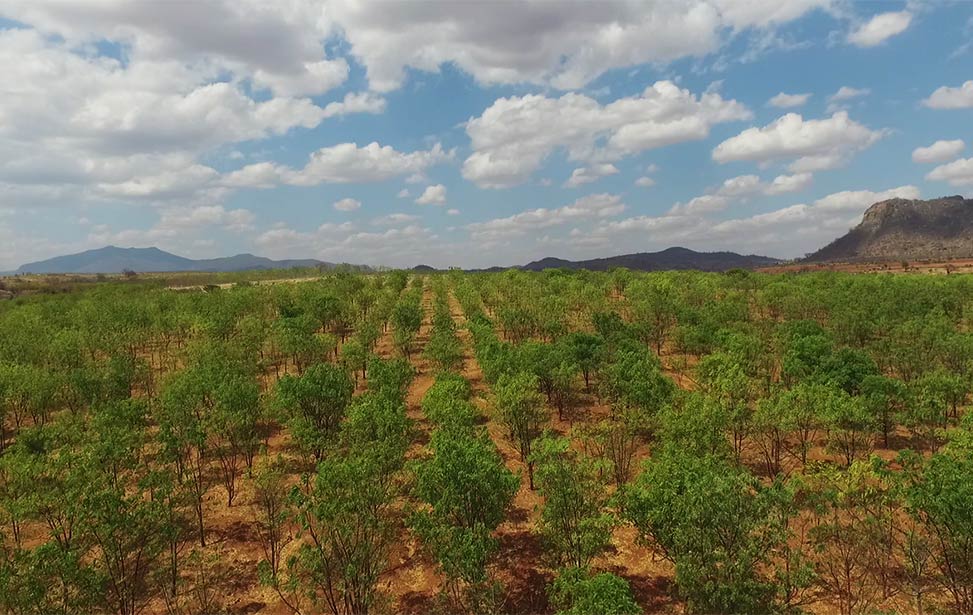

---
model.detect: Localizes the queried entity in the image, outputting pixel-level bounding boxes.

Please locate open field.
[1,268,972,615]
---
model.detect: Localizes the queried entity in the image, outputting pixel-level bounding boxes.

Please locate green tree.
[549,567,641,615]
[531,435,615,569]
[493,372,548,489]
[624,451,782,614]
[411,425,518,609]
[274,363,354,461]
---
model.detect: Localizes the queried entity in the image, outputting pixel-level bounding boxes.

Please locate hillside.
[806,195,973,262]
[16,246,334,274]
[521,247,781,272]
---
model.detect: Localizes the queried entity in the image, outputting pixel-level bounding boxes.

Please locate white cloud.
[447,208,460,216]
[372,213,419,226]
[912,140,965,164]
[397,188,410,198]
[326,0,830,92]
[922,81,973,109]
[712,111,885,172]
[463,80,750,188]
[634,176,656,187]
[467,193,625,241]
[1,0,344,97]
[564,164,619,188]
[926,158,973,186]
[848,11,912,47]
[766,172,813,194]
[668,171,812,215]
[256,220,448,267]
[322,92,387,118]
[0,25,386,209]
[224,142,450,188]
[252,59,349,97]
[416,184,447,205]
[591,184,920,258]
[768,92,811,108]
[829,86,871,102]
[333,197,361,211]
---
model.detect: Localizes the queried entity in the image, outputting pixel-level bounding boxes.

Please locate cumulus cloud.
[922,81,973,109]
[372,213,419,226]
[257,220,448,266]
[668,172,812,215]
[926,158,973,186]
[326,0,830,91]
[564,164,619,188]
[467,193,625,241]
[0,22,390,211]
[322,92,387,118]
[591,185,920,258]
[712,112,885,172]
[912,140,965,164]
[463,80,750,188]
[768,92,811,108]
[847,11,912,47]
[333,198,361,211]
[829,86,871,102]
[224,142,450,188]
[634,176,657,187]
[415,184,447,205]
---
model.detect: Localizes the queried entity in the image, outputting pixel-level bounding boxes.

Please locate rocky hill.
[805,195,973,262]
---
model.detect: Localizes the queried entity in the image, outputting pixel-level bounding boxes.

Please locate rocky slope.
[806,195,973,262]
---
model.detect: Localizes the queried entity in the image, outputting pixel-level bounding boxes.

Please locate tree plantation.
[1,268,973,615]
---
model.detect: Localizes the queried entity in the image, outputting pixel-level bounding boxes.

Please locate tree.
[274,363,354,461]
[411,425,518,609]
[562,333,602,392]
[861,375,908,449]
[531,435,615,569]
[549,567,641,615]
[493,372,548,489]
[821,387,875,466]
[906,431,973,614]
[624,451,783,614]
[254,458,295,583]
[579,418,640,489]
[289,451,399,615]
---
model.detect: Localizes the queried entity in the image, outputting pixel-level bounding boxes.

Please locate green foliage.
[624,451,784,614]
[531,435,615,569]
[275,362,354,460]
[549,567,641,615]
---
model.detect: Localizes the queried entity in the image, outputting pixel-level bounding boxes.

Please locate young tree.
[411,425,518,609]
[623,450,783,614]
[253,458,294,583]
[579,418,640,489]
[548,567,641,615]
[289,450,399,615]
[531,435,615,569]
[493,372,548,489]
[274,363,354,461]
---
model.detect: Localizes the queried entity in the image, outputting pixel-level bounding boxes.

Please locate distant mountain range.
[805,195,973,263]
[520,247,782,272]
[16,246,335,274]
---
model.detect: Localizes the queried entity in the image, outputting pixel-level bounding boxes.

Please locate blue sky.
[0,0,971,269]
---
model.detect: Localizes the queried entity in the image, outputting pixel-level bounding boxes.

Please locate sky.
[0,0,971,270]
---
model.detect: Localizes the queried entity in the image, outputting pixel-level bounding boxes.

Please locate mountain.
[805,195,973,263]
[521,247,781,272]
[16,246,336,274]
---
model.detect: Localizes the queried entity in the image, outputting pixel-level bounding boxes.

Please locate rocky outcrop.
[805,195,973,262]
